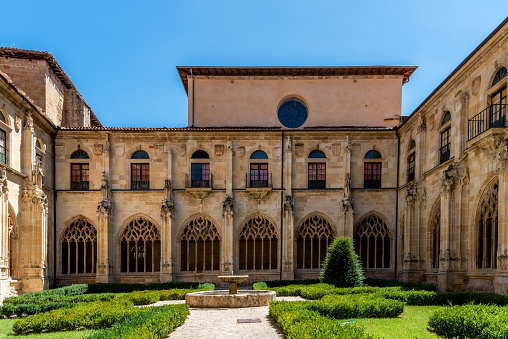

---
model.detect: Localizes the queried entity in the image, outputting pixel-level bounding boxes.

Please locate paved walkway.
[167,296,304,339]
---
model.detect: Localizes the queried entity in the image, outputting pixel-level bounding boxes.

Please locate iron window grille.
[131,163,150,190]
[308,163,326,189]
[408,153,415,182]
[364,163,382,188]
[440,128,451,164]
[71,163,90,190]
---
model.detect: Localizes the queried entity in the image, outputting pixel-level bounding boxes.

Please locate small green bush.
[311,294,404,319]
[0,301,78,317]
[4,293,116,306]
[320,237,364,288]
[87,304,189,339]
[12,300,137,334]
[269,301,373,339]
[124,291,161,305]
[429,304,508,338]
[86,282,205,294]
[3,284,88,305]
[364,278,436,291]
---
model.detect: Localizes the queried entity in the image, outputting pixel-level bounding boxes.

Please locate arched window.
[364,150,382,188]
[308,150,326,188]
[0,129,6,165]
[249,151,269,188]
[0,111,5,123]
[71,150,89,159]
[491,67,507,88]
[131,151,149,190]
[430,202,441,269]
[190,150,210,187]
[477,179,498,270]
[354,214,391,269]
[8,208,19,279]
[440,112,451,164]
[180,216,221,272]
[239,215,278,271]
[120,217,161,273]
[409,140,416,151]
[296,214,335,270]
[442,112,451,126]
[70,150,90,191]
[408,142,415,182]
[61,218,97,275]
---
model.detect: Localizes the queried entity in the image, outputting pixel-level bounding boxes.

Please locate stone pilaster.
[160,179,174,282]
[222,195,234,273]
[96,172,113,283]
[0,168,9,300]
[282,194,294,280]
[495,139,508,293]
[342,136,354,238]
[454,91,469,155]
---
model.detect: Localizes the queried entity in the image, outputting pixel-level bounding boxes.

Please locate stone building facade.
[0,17,506,299]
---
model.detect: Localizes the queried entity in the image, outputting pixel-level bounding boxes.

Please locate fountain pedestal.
[218,275,248,294]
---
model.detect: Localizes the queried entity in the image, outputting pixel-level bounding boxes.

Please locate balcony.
[185,174,213,189]
[71,181,89,191]
[468,103,506,141]
[246,173,272,188]
[131,180,149,190]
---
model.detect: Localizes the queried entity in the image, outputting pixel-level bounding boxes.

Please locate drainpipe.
[280,131,284,280]
[395,132,400,280]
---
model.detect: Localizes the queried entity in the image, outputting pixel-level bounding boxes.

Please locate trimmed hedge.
[87,304,189,339]
[0,302,77,317]
[86,282,207,294]
[3,284,88,305]
[119,285,216,305]
[260,279,320,288]
[364,278,436,291]
[3,293,116,306]
[12,300,137,334]
[381,290,508,306]
[311,295,404,319]
[269,301,373,339]
[429,304,508,339]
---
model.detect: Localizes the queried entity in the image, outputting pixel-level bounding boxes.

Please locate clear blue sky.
[1,1,507,127]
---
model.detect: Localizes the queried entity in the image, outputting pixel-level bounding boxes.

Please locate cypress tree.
[320,236,365,287]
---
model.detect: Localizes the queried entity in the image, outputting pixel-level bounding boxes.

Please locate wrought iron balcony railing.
[71,181,89,191]
[468,103,506,141]
[246,173,272,188]
[131,180,150,190]
[186,174,213,188]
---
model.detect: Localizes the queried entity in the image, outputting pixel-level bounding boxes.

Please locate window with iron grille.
[71,163,89,190]
[191,163,210,188]
[408,153,415,182]
[364,163,381,188]
[131,163,149,190]
[440,128,451,164]
[249,163,268,187]
[308,163,326,188]
[0,129,6,165]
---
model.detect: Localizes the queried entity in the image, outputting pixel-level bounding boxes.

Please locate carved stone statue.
[344,173,351,199]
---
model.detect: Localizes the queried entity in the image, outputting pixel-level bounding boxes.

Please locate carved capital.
[222,195,234,218]
[283,194,295,214]
[24,113,34,132]
[342,197,354,214]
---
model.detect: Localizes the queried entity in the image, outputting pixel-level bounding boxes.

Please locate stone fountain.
[185,274,276,308]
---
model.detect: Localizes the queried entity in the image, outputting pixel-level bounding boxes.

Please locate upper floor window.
[278,98,308,128]
[308,150,326,189]
[409,139,416,151]
[249,150,269,188]
[131,151,149,190]
[440,113,451,164]
[0,129,6,165]
[364,150,382,188]
[408,153,415,182]
[70,150,90,191]
[190,150,210,188]
[491,67,507,88]
[490,76,506,128]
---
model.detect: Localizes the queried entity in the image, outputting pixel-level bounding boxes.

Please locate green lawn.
[0,319,97,338]
[352,306,446,339]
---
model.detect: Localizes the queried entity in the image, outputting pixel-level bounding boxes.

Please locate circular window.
[278,98,308,128]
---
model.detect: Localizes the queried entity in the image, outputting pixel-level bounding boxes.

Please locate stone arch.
[237,213,279,271]
[276,94,310,114]
[354,211,392,269]
[307,148,328,159]
[178,213,221,272]
[0,108,10,127]
[67,145,94,159]
[60,215,97,275]
[473,175,499,270]
[364,149,383,159]
[295,212,335,270]
[187,146,212,159]
[8,203,19,279]
[489,65,507,88]
[248,147,270,159]
[428,198,441,270]
[118,214,161,274]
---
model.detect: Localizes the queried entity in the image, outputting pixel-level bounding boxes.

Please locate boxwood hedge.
[310,294,404,319]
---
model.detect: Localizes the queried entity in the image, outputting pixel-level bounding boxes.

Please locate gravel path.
[167,296,305,339]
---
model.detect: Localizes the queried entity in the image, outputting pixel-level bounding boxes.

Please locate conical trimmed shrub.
[320,237,364,288]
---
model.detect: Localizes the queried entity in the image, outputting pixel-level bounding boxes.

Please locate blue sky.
[1,1,507,127]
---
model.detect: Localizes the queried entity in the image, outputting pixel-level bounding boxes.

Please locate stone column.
[454,91,469,155]
[0,168,10,299]
[96,172,113,283]
[222,142,234,273]
[495,141,508,294]
[160,179,174,282]
[403,187,416,275]
[342,137,354,238]
[281,136,294,279]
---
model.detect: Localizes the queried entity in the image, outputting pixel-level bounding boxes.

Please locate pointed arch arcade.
[179,215,221,272]
[119,215,161,274]
[476,178,499,270]
[429,199,441,269]
[61,216,97,275]
[296,213,335,270]
[354,212,391,269]
[238,214,278,271]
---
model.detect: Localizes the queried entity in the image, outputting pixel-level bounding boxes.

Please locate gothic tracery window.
[296,214,335,270]
[62,218,97,275]
[120,217,161,273]
[477,180,498,270]
[239,215,278,271]
[180,216,221,272]
[354,214,391,269]
[430,202,441,269]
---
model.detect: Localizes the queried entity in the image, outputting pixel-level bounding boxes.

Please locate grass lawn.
[0,319,97,338]
[352,306,446,339]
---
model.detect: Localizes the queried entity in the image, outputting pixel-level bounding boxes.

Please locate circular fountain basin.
[185,290,276,308]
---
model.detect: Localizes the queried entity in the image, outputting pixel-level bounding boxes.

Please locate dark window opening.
[440,128,451,163]
[131,163,150,190]
[191,163,210,187]
[308,163,326,188]
[249,163,268,187]
[71,163,90,190]
[364,162,382,188]
[408,153,415,182]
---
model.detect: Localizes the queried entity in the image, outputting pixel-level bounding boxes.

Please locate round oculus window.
[277,98,308,128]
